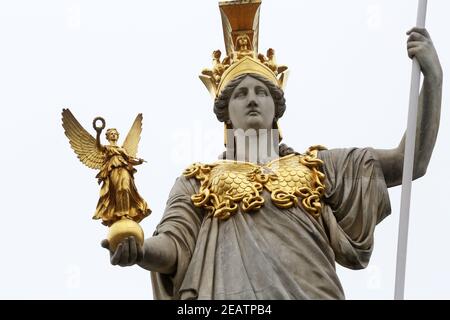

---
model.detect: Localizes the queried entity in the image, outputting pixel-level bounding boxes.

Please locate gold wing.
[122,113,143,158]
[62,108,106,170]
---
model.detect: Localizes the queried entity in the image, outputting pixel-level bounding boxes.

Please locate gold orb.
[107,219,144,251]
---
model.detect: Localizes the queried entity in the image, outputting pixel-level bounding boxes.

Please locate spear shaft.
[394,0,428,301]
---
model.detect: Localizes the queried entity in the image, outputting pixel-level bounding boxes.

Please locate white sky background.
[0,0,448,299]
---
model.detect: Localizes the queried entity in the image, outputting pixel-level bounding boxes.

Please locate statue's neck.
[225,129,280,164]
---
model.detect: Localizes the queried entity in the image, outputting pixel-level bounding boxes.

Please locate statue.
[98,0,442,299]
[233,34,255,60]
[62,109,151,250]
[258,48,288,75]
[201,50,228,85]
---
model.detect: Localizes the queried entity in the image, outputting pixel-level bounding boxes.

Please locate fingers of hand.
[108,237,141,267]
[111,243,123,265]
[407,34,433,60]
[408,47,421,59]
[407,31,428,43]
[407,41,423,49]
[407,41,434,59]
[129,237,138,264]
[120,238,130,266]
[407,41,424,58]
[406,27,430,39]
[136,242,144,263]
[101,239,110,249]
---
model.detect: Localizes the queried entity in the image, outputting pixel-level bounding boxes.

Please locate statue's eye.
[256,88,268,96]
[234,89,247,98]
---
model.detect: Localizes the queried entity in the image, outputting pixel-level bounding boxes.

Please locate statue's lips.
[247,109,260,116]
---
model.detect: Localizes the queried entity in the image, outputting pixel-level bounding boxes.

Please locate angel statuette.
[62,108,151,250]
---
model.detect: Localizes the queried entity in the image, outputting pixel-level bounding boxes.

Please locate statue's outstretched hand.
[101,237,144,267]
[407,27,442,79]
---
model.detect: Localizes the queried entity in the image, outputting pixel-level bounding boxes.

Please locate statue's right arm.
[102,234,177,275]
[138,234,177,274]
[95,130,105,152]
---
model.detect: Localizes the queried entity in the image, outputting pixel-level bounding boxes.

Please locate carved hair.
[105,128,119,141]
[214,73,295,158]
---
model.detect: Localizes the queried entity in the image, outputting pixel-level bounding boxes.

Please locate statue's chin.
[238,123,272,134]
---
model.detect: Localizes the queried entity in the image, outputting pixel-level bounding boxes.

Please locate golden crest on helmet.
[200,0,289,98]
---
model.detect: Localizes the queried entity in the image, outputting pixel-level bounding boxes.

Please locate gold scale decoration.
[183,146,326,220]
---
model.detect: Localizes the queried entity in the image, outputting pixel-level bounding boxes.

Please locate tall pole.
[394,0,428,301]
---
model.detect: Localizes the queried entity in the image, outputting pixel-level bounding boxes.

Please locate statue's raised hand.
[101,237,143,267]
[407,27,442,79]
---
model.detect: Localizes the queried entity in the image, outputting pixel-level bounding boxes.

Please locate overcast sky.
[0,0,448,299]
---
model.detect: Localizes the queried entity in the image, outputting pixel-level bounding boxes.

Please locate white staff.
[394,0,428,300]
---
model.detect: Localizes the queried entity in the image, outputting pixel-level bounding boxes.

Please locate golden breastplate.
[183,146,326,220]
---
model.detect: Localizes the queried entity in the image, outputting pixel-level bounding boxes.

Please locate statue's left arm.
[373,27,443,188]
[128,157,144,166]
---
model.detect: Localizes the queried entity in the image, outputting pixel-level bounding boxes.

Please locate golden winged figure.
[62,108,151,249]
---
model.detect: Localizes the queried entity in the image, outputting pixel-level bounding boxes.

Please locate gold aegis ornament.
[200,0,289,98]
[61,109,151,250]
[183,146,326,220]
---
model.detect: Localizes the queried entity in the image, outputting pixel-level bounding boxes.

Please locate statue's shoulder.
[183,161,212,180]
[303,145,328,157]
[271,145,327,168]
[182,159,257,181]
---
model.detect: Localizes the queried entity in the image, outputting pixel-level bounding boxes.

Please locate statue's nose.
[247,99,258,108]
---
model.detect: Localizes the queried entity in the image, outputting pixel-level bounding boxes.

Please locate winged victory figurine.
[62,108,151,249]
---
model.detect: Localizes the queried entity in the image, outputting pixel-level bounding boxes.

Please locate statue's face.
[237,36,248,48]
[228,76,275,132]
[107,130,119,142]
